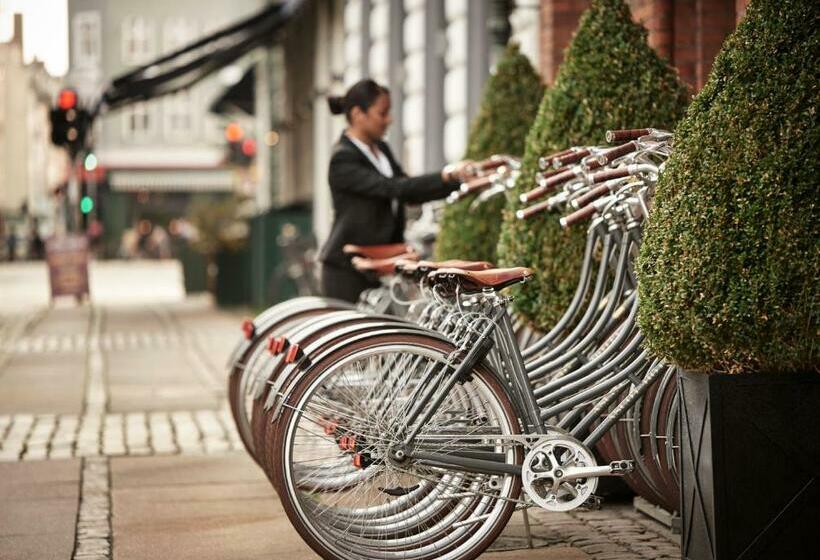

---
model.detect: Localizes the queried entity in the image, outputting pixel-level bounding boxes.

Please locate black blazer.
[318,133,457,268]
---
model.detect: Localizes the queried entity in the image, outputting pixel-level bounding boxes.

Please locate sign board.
[45,235,90,300]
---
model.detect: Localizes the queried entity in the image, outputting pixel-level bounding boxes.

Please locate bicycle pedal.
[583,494,603,510]
[609,460,634,475]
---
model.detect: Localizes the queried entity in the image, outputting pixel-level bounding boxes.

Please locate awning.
[210,66,255,116]
[97,0,303,114]
[109,169,236,193]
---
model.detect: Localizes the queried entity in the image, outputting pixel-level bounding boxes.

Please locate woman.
[318,79,474,302]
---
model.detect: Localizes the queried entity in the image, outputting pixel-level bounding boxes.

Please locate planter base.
[678,370,820,559]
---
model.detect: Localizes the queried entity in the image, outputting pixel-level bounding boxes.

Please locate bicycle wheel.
[269,333,523,560]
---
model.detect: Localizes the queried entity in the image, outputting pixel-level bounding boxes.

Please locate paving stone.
[0,459,81,559]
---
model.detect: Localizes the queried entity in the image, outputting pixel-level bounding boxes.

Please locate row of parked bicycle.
[226,127,680,560]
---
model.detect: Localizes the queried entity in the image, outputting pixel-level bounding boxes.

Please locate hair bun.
[327,95,345,115]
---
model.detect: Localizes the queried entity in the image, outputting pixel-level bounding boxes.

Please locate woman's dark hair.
[328,79,389,122]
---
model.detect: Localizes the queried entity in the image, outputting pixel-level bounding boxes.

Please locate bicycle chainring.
[522,435,598,512]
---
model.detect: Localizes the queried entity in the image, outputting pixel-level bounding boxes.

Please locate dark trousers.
[320,263,380,304]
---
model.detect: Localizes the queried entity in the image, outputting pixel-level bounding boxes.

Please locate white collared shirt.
[347,134,394,178]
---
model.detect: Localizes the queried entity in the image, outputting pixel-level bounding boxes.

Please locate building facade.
[0,14,68,247]
[65,0,265,252]
[266,0,748,247]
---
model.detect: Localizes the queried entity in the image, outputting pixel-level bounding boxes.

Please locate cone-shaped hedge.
[434,44,543,263]
[637,0,819,374]
[496,0,688,329]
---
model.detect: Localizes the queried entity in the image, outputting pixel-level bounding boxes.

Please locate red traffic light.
[57,89,78,110]
[241,139,256,157]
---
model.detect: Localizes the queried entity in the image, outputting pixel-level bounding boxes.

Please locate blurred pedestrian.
[28,218,44,260]
[318,78,475,302]
[6,227,17,262]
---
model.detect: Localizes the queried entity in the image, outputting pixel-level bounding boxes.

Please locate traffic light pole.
[67,154,80,234]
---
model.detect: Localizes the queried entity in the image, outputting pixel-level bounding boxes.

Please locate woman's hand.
[441,160,478,183]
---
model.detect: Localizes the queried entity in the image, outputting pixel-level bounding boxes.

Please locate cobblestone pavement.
[0,263,680,560]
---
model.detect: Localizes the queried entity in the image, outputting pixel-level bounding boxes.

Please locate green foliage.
[434,43,544,263]
[637,0,819,374]
[187,196,249,256]
[496,0,688,329]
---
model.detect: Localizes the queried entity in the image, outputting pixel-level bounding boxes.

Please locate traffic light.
[50,88,90,157]
[80,196,94,215]
[224,122,255,166]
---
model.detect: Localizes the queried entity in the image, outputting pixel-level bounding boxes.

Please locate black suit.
[318,133,457,301]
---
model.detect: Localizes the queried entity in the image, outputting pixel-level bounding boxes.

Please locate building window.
[73,11,101,68]
[122,16,155,65]
[122,101,153,140]
[163,17,198,53]
[164,90,194,138]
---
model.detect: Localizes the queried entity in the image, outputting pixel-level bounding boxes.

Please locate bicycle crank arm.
[558,460,634,481]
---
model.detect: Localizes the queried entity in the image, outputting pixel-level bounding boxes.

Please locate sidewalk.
[0,261,679,559]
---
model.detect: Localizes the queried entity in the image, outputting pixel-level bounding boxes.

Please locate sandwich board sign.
[45,235,90,302]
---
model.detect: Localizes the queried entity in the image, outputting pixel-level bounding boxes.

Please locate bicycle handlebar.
[554,148,591,168]
[516,200,550,220]
[605,128,652,143]
[588,167,631,185]
[593,141,638,167]
[477,156,510,171]
[559,203,598,229]
[571,184,611,209]
[519,168,575,203]
[460,174,496,194]
[538,148,574,170]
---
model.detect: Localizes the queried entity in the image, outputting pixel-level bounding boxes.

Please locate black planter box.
[678,370,820,559]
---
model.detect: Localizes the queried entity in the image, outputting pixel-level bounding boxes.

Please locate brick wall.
[537,0,750,91]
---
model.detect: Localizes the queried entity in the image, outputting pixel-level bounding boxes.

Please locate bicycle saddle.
[343,243,414,259]
[351,253,418,276]
[428,267,533,292]
[399,259,494,275]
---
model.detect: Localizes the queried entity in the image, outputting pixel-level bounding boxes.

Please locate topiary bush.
[498,0,689,329]
[434,43,543,263]
[636,0,819,374]
[495,0,689,330]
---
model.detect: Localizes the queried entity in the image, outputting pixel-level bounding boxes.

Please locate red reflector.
[267,336,277,353]
[353,454,363,468]
[344,436,356,451]
[323,421,338,435]
[285,343,301,363]
[241,320,255,340]
[275,337,287,354]
[339,435,349,450]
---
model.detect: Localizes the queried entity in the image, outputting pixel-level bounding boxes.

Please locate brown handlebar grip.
[536,167,567,184]
[521,169,575,203]
[538,148,574,170]
[478,157,508,171]
[588,167,631,185]
[553,148,591,168]
[560,204,598,228]
[520,185,550,204]
[516,200,551,220]
[460,174,495,194]
[573,184,611,209]
[605,128,651,143]
[598,141,638,165]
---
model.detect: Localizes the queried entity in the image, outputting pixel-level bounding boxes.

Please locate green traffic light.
[80,196,94,214]
[84,153,98,171]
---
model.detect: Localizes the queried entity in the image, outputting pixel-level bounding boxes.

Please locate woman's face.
[352,93,392,141]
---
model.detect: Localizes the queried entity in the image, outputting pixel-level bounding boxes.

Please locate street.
[0,261,679,560]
